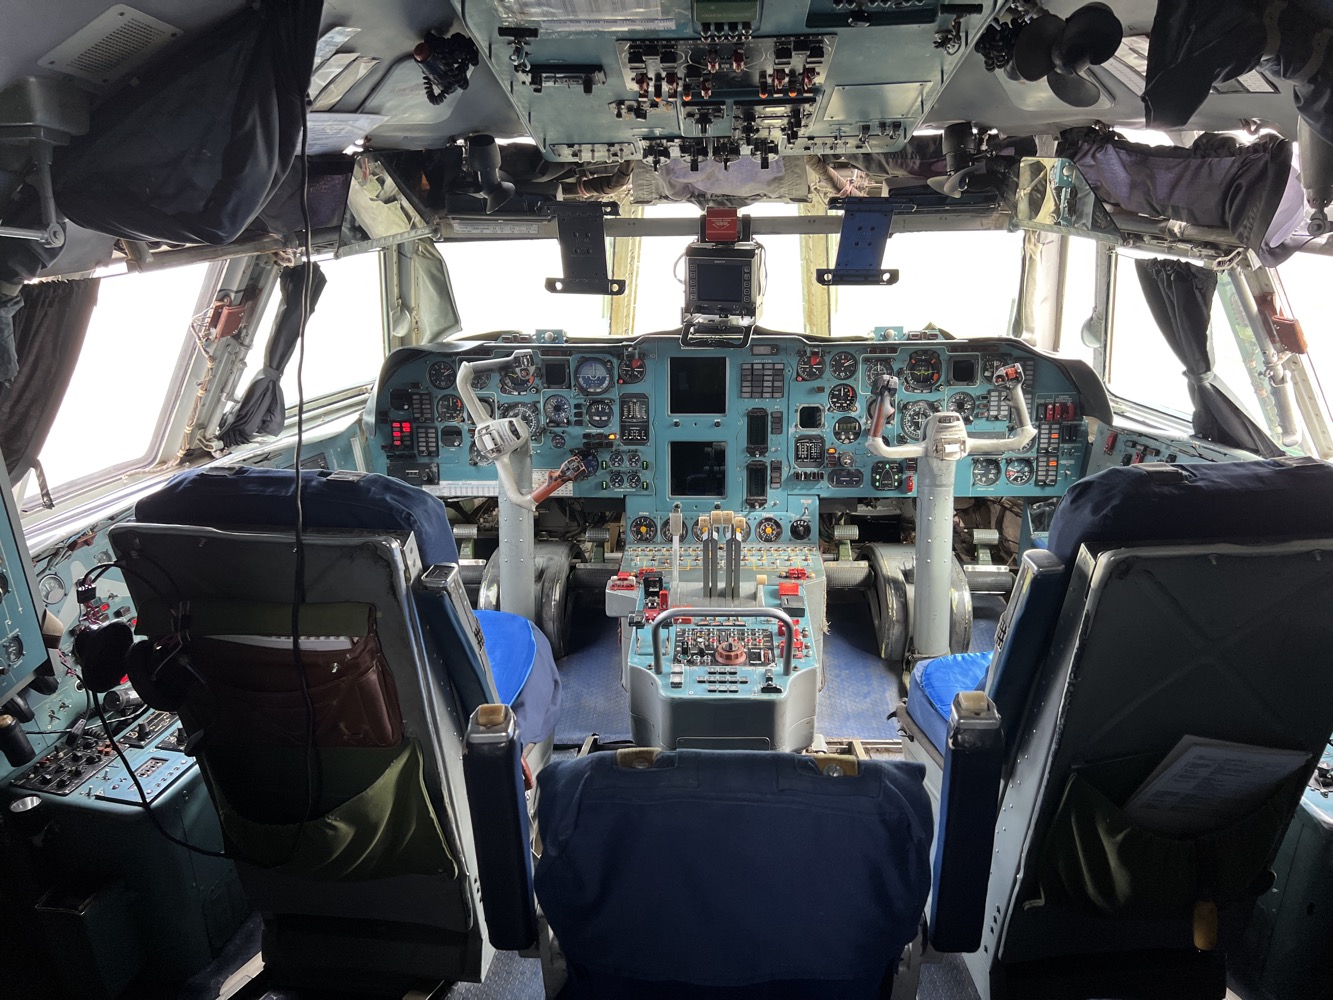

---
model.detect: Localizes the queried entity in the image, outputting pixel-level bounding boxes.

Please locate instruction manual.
[1123,736,1309,837]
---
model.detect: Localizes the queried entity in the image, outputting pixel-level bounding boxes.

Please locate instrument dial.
[790,518,811,541]
[575,357,613,395]
[437,394,464,422]
[902,350,942,391]
[972,458,1001,487]
[692,519,708,542]
[947,392,977,422]
[499,366,540,396]
[629,516,657,542]
[734,519,752,542]
[864,359,894,385]
[618,354,648,384]
[661,516,687,542]
[427,359,457,390]
[796,350,825,381]
[471,396,495,421]
[829,351,858,380]
[755,516,783,543]
[608,471,625,489]
[470,370,491,391]
[585,398,615,428]
[499,402,540,437]
[38,573,66,606]
[608,450,624,467]
[832,416,862,444]
[899,400,938,441]
[1005,459,1035,486]
[827,383,858,413]
[871,460,902,491]
[551,433,567,449]
[627,472,642,490]
[627,451,642,468]
[543,394,571,426]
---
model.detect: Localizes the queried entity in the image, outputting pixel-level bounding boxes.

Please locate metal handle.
[649,606,796,677]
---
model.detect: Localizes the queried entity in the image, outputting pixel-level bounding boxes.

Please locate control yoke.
[868,364,1036,462]
[866,364,1036,660]
[458,352,538,510]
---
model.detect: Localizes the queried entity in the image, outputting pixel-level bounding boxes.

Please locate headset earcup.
[124,639,189,711]
[72,620,135,693]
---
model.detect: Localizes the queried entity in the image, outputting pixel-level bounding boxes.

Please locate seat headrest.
[135,466,459,565]
[1047,458,1333,564]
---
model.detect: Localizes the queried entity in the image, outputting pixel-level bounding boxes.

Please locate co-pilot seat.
[899,458,1333,999]
[106,467,562,993]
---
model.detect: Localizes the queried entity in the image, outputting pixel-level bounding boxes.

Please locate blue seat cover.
[137,467,561,743]
[906,458,1333,755]
[535,750,932,999]
[909,651,993,753]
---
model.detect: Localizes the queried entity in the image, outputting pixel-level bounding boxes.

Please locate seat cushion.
[907,651,993,754]
[535,750,932,997]
[476,610,560,746]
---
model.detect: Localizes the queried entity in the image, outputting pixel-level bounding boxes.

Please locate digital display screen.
[670,442,727,496]
[693,260,746,303]
[669,357,728,414]
[950,357,977,384]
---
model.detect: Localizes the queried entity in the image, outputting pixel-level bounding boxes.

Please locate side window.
[236,252,387,404]
[35,262,215,491]
[1055,236,1100,368]
[1105,254,1266,427]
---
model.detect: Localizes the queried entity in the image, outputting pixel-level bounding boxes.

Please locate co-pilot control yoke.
[869,365,1036,660]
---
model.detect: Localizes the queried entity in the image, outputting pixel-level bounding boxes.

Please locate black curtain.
[1134,259,1281,457]
[217,262,327,449]
[0,278,100,480]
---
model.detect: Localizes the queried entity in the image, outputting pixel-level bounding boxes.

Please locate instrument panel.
[372,333,1109,516]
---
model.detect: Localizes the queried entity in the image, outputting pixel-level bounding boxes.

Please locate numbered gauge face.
[755,516,783,542]
[626,450,642,468]
[627,472,642,490]
[608,450,624,467]
[471,396,495,421]
[899,400,938,441]
[550,432,567,449]
[437,394,464,422]
[38,573,66,607]
[618,355,648,384]
[1005,458,1035,486]
[575,357,613,395]
[499,402,540,437]
[832,415,862,444]
[972,458,1002,487]
[427,359,456,390]
[608,471,625,489]
[864,359,894,385]
[947,392,976,421]
[902,350,943,391]
[543,394,571,426]
[661,516,687,542]
[585,398,615,428]
[827,383,858,413]
[796,350,825,381]
[499,366,540,396]
[982,356,1025,384]
[470,370,492,391]
[629,515,657,542]
[829,351,858,380]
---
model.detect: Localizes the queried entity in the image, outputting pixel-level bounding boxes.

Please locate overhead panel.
[462,0,1001,164]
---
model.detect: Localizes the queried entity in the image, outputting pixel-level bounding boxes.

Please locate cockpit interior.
[4,1,1333,998]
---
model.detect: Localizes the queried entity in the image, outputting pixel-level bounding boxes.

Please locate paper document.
[1123,735,1308,837]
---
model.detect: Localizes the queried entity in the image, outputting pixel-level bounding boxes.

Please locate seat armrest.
[463,704,538,951]
[928,691,1002,952]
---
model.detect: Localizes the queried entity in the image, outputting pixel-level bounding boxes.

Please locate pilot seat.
[105,466,562,993]
[899,457,1333,999]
